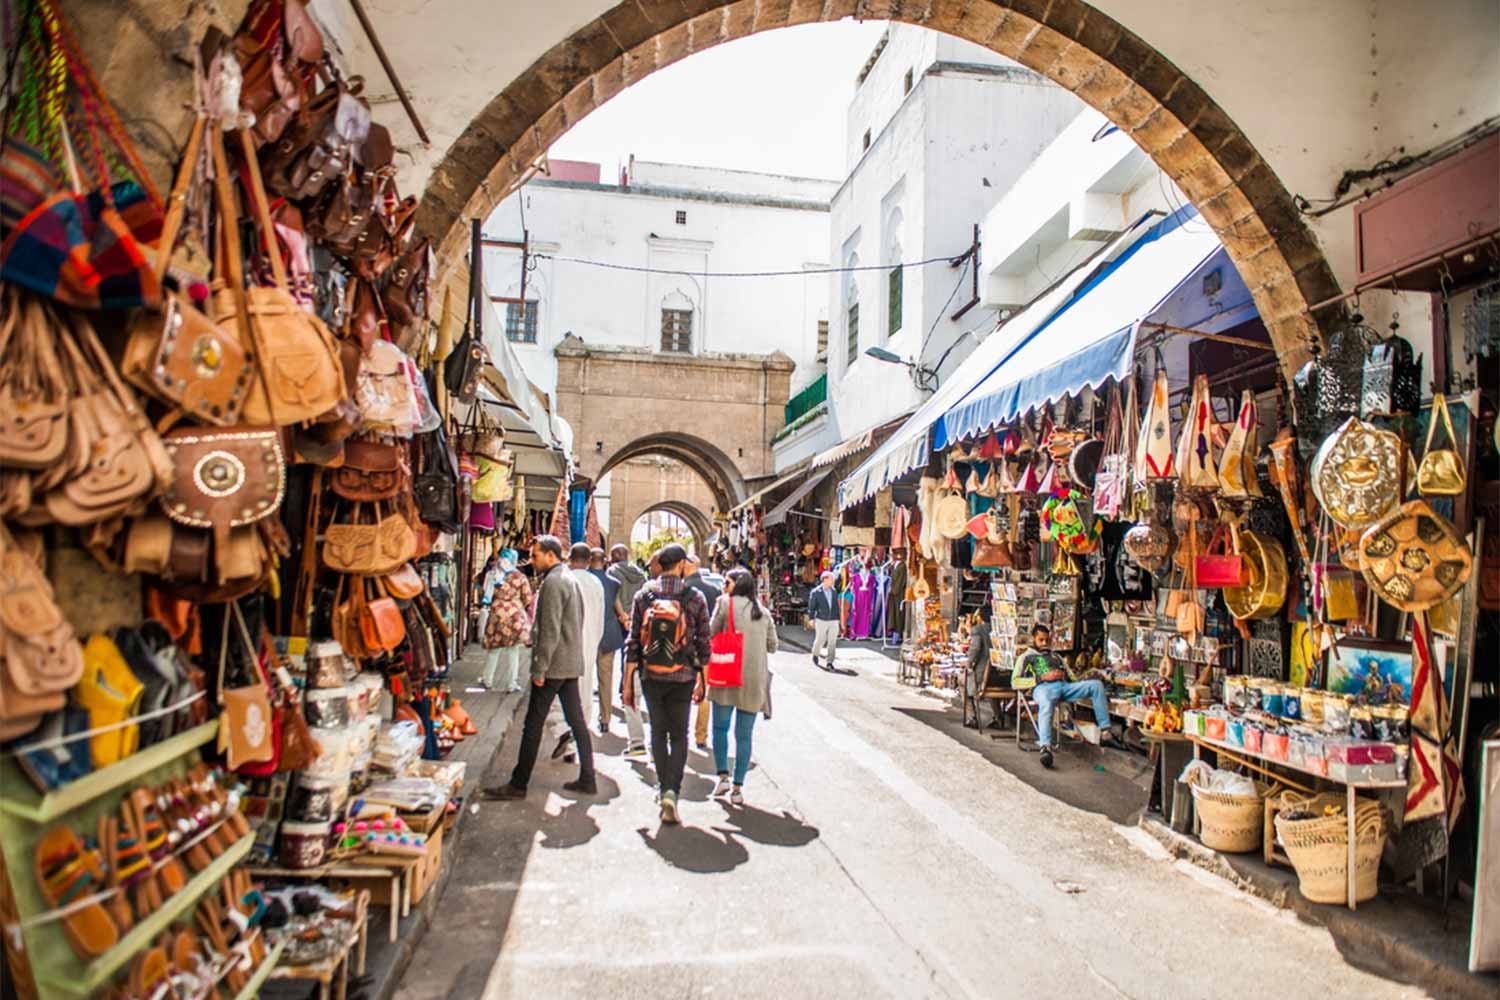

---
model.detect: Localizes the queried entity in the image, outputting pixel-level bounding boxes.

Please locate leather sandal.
[183,771,232,856]
[130,787,188,894]
[161,780,213,871]
[95,814,136,934]
[34,827,119,959]
[127,944,173,999]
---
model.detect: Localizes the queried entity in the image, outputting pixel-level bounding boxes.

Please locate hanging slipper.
[96,814,138,934]
[33,826,119,959]
[127,944,174,1000]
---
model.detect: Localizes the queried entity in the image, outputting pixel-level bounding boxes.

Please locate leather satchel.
[413,429,461,530]
[323,501,418,575]
[1358,500,1473,612]
[331,436,407,501]
[360,581,406,654]
[381,238,432,336]
[1416,393,1466,497]
[262,80,369,202]
[0,292,70,469]
[383,563,425,600]
[0,534,86,740]
[354,340,418,434]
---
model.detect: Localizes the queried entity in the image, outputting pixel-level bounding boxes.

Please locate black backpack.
[641,592,692,674]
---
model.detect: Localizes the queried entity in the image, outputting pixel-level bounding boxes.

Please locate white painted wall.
[828,24,1082,438]
[482,163,835,399]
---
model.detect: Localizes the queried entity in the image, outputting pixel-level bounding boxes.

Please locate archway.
[634,500,715,548]
[420,0,1339,375]
[597,432,748,516]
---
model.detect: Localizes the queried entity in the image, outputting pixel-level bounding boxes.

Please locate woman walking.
[708,569,778,805]
[482,566,532,692]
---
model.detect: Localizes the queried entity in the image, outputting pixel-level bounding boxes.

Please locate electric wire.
[523,250,968,279]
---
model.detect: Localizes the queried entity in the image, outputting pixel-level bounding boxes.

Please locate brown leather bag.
[323,501,418,575]
[382,562,424,600]
[214,129,346,428]
[122,117,254,426]
[360,580,406,654]
[159,426,286,548]
[331,437,406,501]
[381,238,431,336]
[262,80,368,202]
[332,575,369,659]
[0,528,86,740]
[0,290,70,469]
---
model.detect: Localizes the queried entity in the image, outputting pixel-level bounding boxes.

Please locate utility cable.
[524,251,968,279]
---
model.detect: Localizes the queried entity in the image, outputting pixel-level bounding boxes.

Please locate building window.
[816,320,829,360]
[887,265,903,337]
[661,308,693,353]
[862,129,871,151]
[675,210,687,225]
[846,302,859,367]
[505,300,539,344]
[903,68,913,93]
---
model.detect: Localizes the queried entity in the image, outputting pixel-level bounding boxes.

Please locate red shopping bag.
[706,597,744,688]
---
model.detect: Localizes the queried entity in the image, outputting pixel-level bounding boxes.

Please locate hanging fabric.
[1175,374,1218,492]
[1135,368,1174,481]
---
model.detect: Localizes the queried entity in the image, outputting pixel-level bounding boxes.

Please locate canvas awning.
[729,458,812,515]
[835,216,1160,510]
[762,470,830,527]
[810,431,872,470]
[938,206,1243,446]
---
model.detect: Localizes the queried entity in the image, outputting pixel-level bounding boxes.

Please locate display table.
[1140,731,1192,826]
[1189,733,1407,911]
[247,856,408,942]
[268,889,369,1000]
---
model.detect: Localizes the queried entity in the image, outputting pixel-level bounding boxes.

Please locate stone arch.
[420,0,1339,375]
[632,500,715,547]
[597,432,748,517]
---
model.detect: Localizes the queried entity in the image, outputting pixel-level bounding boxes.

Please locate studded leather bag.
[322,501,418,575]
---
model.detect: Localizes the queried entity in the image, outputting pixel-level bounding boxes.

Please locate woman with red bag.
[707,569,778,806]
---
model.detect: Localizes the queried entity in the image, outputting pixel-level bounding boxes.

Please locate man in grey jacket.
[484,535,597,799]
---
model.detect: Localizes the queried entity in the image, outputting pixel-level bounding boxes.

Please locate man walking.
[484,535,597,799]
[590,547,629,738]
[623,543,710,824]
[808,571,840,671]
[683,554,721,750]
[607,543,647,611]
[552,543,605,761]
[607,544,649,755]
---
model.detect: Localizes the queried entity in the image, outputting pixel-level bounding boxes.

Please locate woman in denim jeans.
[707,569,778,806]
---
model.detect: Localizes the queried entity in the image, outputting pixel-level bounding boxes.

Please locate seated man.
[1015,623,1121,768]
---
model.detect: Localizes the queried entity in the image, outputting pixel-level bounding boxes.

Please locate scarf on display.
[548,481,571,542]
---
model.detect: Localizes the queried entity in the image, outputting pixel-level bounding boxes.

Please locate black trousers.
[642,678,695,795]
[510,678,595,789]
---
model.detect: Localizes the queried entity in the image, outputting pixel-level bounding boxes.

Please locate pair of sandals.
[99,926,222,1000]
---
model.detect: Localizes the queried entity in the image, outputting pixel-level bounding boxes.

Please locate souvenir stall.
[0,1,486,995]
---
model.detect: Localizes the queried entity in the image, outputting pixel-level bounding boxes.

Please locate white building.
[774,25,1083,471]
[482,158,836,402]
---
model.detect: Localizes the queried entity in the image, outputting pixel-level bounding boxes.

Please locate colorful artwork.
[1327,640,1414,703]
[1288,622,1316,688]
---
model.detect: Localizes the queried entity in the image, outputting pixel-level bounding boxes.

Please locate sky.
[546,19,890,182]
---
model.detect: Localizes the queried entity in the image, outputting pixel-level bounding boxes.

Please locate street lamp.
[864,346,937,391]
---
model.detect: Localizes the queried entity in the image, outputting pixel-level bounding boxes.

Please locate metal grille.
[888,265,903,335]
[661,308,693,353]
[505,300,538,343]
[846,301,859,367]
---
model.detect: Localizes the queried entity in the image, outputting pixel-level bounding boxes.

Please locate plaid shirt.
[626,575,710,684]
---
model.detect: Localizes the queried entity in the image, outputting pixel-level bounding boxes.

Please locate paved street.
[394,647,1421,1000]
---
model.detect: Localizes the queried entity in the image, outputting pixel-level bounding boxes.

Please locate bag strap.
[1425,392,1458,454]
[153,114,207,287]
[236,128,291,294]
[727,593,736,635]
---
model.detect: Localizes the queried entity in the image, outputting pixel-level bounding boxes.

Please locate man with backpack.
[483,535,597,800]
[622,543,711,824]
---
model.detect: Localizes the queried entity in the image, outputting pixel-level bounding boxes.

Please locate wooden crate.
[412,822,443,904]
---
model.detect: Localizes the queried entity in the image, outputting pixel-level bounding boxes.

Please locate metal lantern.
[1123,520,1176,573]
[1362,334,1422,417]
[1314,320,1376,423]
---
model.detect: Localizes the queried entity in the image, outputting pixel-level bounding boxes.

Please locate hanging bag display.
[0,526,86,740]
[1135,367,1174,481]
[1415,393,1466,497]
[1217,389,1264,499]
[1176,374,1219,493]
[322,501,418,575]
[216,604,278,773]
[1195,524,1247,588]
[1310,417,1403,529]
[706,597,745,689]
[331,436,407,501]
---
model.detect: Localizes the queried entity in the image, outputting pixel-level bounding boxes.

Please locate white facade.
[482,159,835,402]
[821,25,1083,444]
[980,108,1183,313]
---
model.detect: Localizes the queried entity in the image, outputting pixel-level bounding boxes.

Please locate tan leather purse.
[1415,393,1466,497]
[0,528,85,740]
[1358,500,1473,611]
[382,563,425,599]
[216,605,275,772]
[0,290,70,469]
[360,581,406,654]
[121,116,254,426]
[323,501,418,575]
[214,129,346,428]
[353,340,418,434]
[331,437,406,501]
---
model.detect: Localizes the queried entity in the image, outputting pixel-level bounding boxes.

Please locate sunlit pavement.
[393,649,1420,1000]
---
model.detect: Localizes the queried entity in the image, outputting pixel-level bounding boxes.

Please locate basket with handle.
[1273,797,1386,905]
[1190,780,1275,853]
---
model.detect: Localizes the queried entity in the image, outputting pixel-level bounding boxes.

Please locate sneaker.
[712,774,732,797]
[729,786,744,807]
[625,743,648,759]
[1039,746,1055,769]
[810,658,822,670]
[660,791,679,825]
[563,777,597,795]
[695,741,709,751]
[550,732,572,760]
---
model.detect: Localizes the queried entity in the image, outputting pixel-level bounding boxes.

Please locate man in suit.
[484,535,597,799]
[807,571,840,672]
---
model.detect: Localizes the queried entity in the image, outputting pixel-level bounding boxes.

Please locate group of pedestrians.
[481,539,776,826]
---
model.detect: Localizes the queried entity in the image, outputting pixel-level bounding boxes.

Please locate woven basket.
[1191,780,1272,853]
[1274,798,1386,905]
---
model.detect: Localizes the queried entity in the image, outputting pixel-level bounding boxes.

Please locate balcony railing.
[784,373,827,425]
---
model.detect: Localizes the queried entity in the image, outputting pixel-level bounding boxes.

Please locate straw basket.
[1273,798,1386,905]
[1191,780,1273,853]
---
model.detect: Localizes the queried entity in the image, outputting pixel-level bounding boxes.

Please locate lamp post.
[864,326,981,392]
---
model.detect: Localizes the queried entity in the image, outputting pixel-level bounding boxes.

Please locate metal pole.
[347,0,431,145]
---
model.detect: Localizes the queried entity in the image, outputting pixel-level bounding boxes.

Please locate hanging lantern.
[1362,333,1422,418]
[1123,520,1176,573]
[1314,318,1376,423]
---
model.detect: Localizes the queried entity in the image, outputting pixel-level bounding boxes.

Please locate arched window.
[660,289,694,353]
[844,257,860,369]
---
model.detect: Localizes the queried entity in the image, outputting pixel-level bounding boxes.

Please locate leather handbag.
[354,340,419,434]
[413,430,460,530]
[261,79,368,202]
[0,528,86,740]
[121,117,255,426]
[323,501,418,575]
[360,579,406,654]
[465,406,508,464]
[1357,500,1473,611]
[1135,368,1175,481]
[1195,525,1246,588]
[381,238,432,336]
[331,436,407,501]
[1311,417,1402,529]
[383,563,424,600]
[0,292,70,470]
[471,454,514,503]
[1415,393,1466,497]
[217,129,347,428]
[157,426,285,586]
[216,604,278,773]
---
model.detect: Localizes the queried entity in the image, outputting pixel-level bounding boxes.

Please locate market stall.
[0,2,554,995]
